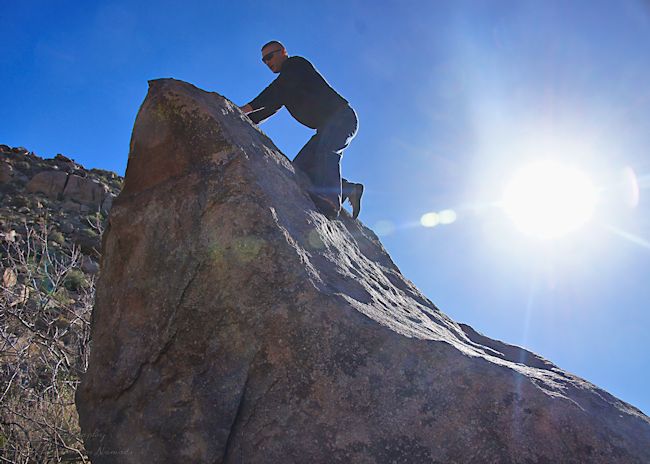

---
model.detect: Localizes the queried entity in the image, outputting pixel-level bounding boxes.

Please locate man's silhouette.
[240,40,363,219]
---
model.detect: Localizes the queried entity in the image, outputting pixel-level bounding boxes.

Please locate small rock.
[74,233,101,255]
[55,154,73,163]
[61,222,75,234]
[2,268,17,288]
[17,207,30,214]
[81,256,100,274]
[3,230,16,242]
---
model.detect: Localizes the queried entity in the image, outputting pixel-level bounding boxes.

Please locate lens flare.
[438,209,457,224]
[420,212,440,228]
[502,160,597,239]
[374,220,396,236]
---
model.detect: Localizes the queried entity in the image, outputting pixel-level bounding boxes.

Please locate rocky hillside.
[0,144,122,462]
[0,144,122,259]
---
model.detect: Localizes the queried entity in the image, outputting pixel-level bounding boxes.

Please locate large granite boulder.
[25,170,68,198]
[24,170,109,210]
[76,79,650,463]
[62,173,109,207]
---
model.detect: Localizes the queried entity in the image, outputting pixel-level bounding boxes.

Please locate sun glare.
[502,160,598,239]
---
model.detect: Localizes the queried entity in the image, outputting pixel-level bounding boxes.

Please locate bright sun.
[502,160,598,239]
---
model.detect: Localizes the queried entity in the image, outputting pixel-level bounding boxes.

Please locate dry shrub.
[1,222,94,463]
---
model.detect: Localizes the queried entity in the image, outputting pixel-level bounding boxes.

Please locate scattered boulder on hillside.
[81,255,100,274]
[24,170,109,209]
[0,161,13,183]
[26,170,69,198]
[53,153,79,173]
[77,79,650,464]
[62,174,109,208]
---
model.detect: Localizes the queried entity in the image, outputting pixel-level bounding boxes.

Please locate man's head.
[261,40,288,73]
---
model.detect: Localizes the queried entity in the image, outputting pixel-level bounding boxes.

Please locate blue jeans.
[292,105,358,215]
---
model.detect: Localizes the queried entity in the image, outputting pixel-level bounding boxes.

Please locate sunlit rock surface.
[76,78,650,464]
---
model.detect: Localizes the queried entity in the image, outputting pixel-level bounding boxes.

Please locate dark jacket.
[247,56,348,129]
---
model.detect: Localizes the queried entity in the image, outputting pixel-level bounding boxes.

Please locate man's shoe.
[347,183,364,219]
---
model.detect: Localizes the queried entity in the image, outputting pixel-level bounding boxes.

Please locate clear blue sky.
[3,0,649,414]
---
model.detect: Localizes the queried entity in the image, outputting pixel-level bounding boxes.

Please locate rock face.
[25,170,109,208]
[76,79,650,463]
[25,170,69,198]
[62,174,109,206]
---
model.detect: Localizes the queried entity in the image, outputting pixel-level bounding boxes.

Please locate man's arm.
[240,78,283,124]
[245,105,281,124]
[240,102,280,124]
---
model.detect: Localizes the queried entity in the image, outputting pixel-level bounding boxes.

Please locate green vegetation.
[64,268,89,291]
[50,229,65,245]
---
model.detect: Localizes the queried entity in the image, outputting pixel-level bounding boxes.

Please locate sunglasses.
[262,49,282,63]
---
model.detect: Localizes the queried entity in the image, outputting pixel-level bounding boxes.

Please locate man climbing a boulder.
[240,40,364,219]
